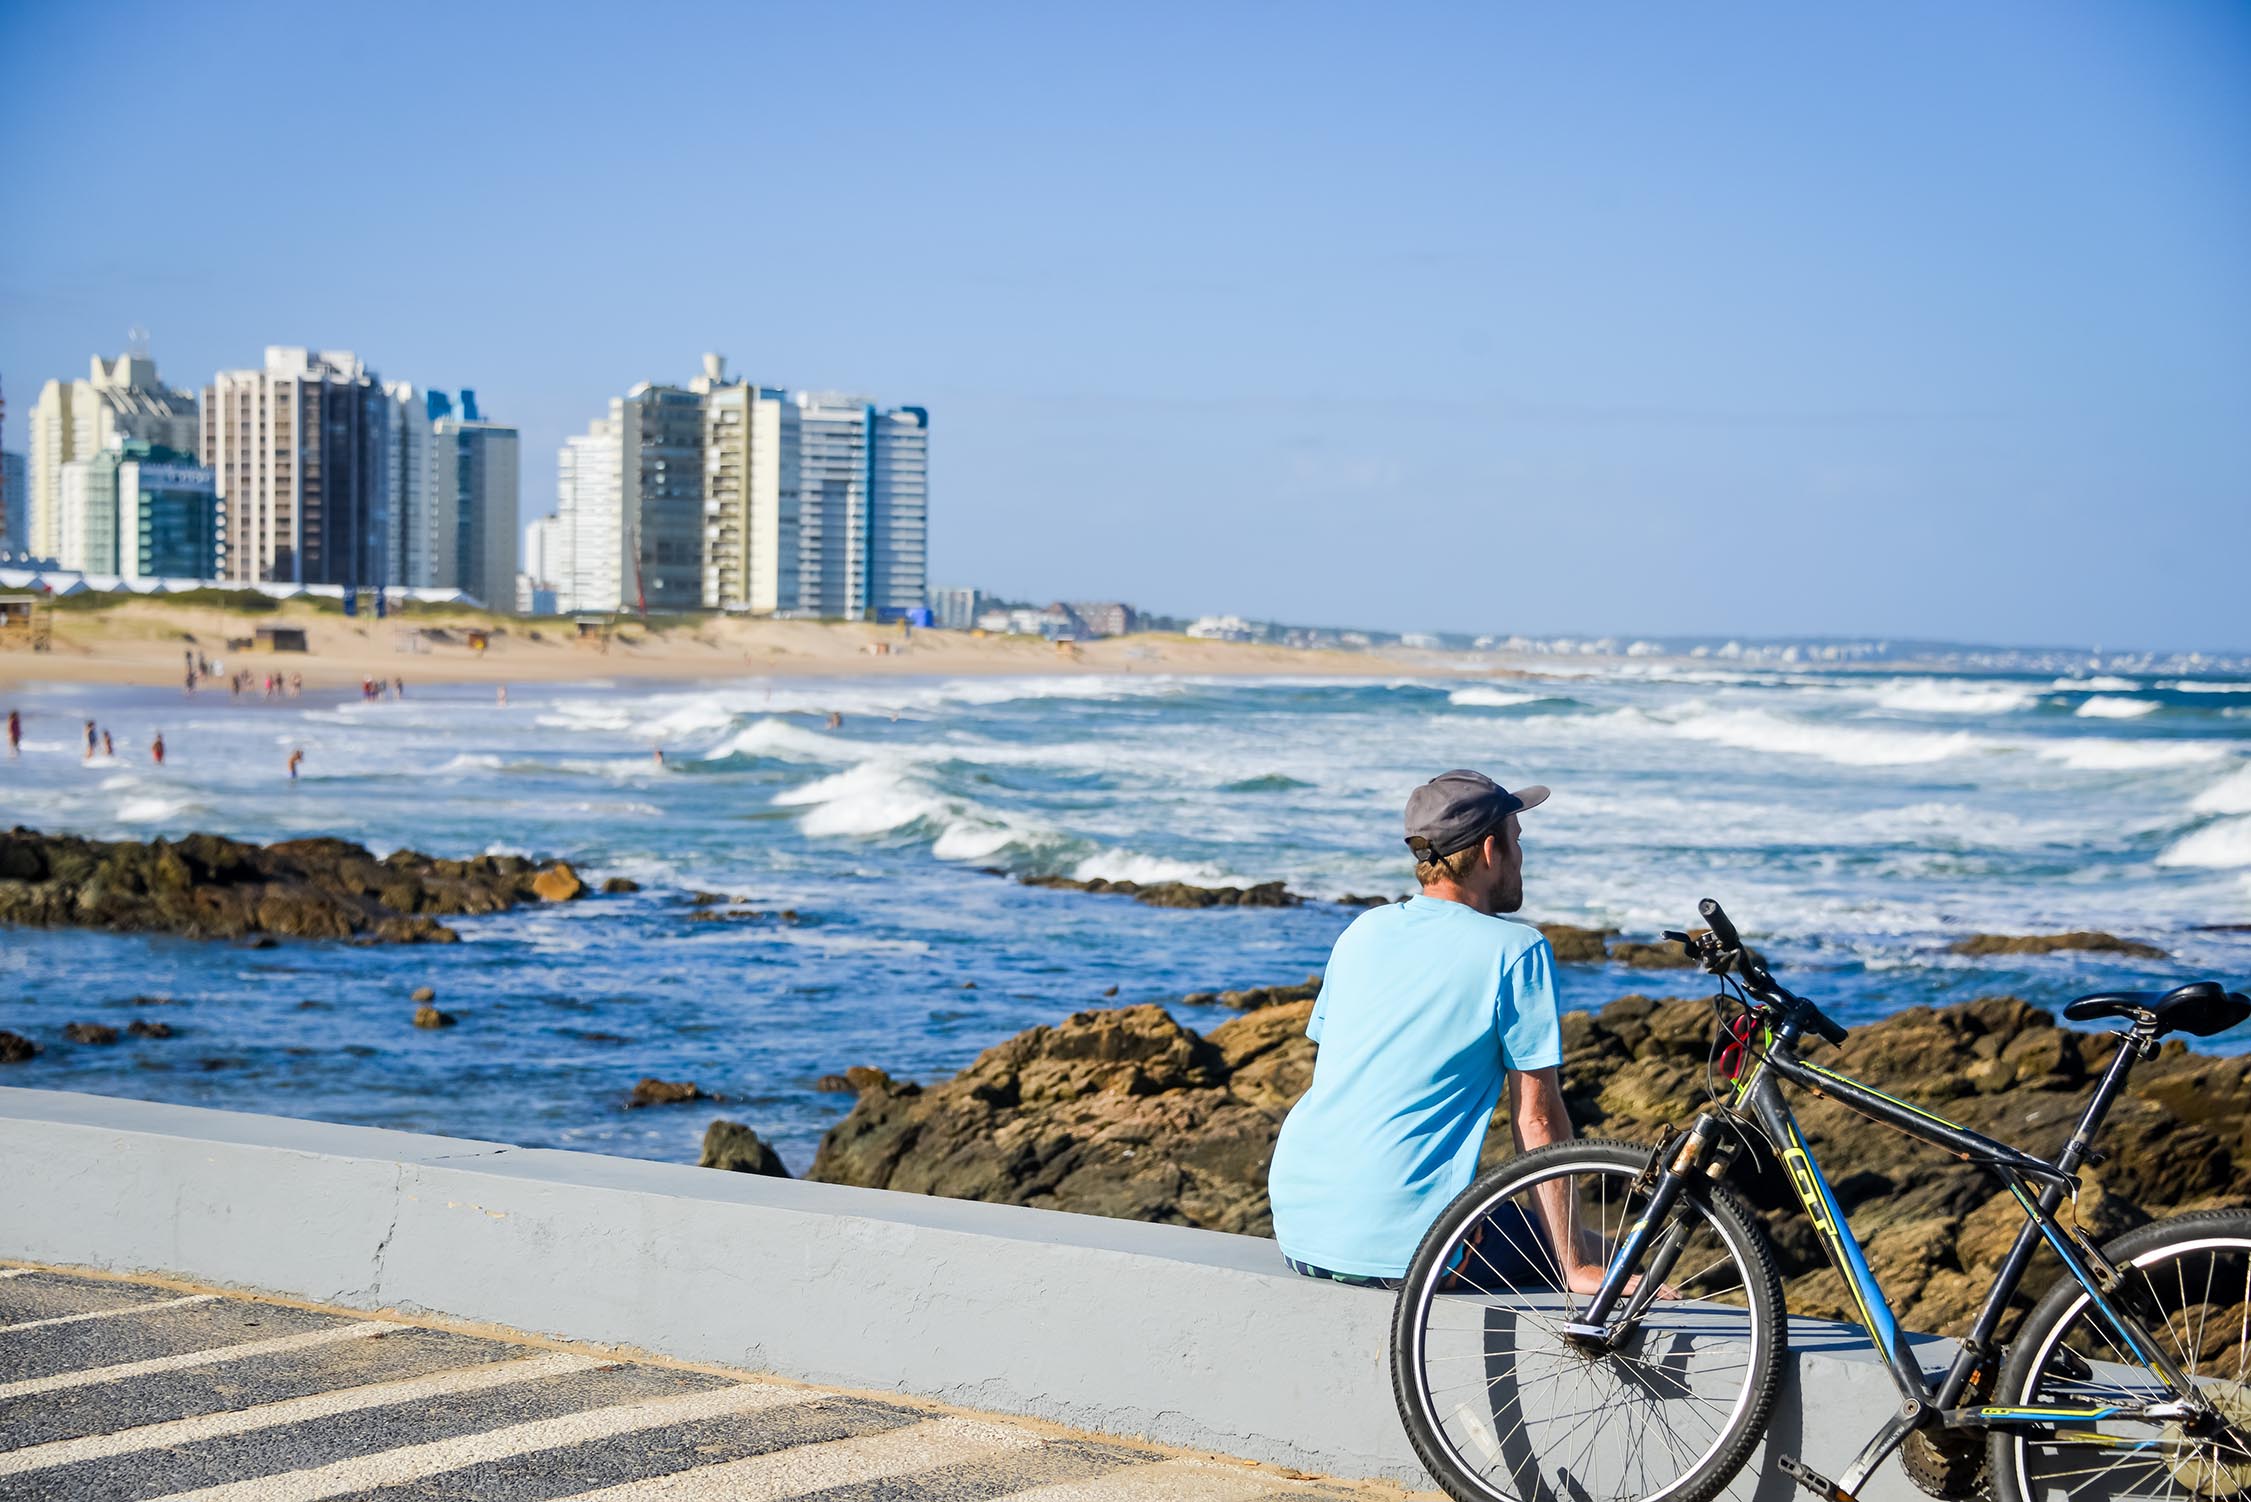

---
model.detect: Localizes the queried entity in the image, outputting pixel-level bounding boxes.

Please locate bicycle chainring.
[1902,1425,1991,1500]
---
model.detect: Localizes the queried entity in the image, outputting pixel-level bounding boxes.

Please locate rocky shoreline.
[704,986,2248,1336]
[0,827,627,944]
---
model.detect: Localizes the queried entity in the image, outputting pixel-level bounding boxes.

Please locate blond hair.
[1414,840,1487,888]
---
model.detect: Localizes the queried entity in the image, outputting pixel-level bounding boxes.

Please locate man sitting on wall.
[1267,769,1598,1291]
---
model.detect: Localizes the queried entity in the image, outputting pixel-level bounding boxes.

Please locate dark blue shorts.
[1284,1203,1557,1292]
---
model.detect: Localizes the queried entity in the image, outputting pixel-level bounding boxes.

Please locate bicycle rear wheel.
[1992,1209,2251,1502]
[1390,1139,1785,1502]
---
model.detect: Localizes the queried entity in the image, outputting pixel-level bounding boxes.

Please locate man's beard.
[1496,879,1524,913]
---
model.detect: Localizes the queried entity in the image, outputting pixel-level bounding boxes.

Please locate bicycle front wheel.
[1390,1140,1786,1502]
[1992,1209,2251,1502]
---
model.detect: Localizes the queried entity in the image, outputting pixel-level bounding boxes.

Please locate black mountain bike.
[1391,898,2251,1502]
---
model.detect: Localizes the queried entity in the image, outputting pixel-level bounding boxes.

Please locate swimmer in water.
[84,721,97,759]
[101,729,114,758]
[151,732,165,766]
[6,710,19,757]
[287,747,304,781]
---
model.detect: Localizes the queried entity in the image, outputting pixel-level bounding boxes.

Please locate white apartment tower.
[25,353,198,561]
[556,417,623,613]
[794,393,928,620]
[694,354,801,613]
[202,348,389,588]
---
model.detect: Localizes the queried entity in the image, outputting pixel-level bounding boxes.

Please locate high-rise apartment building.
[620,384,704,613]
[556,418,622,613]
[694,355,801,613]
[382,383,437,588]
[435,414,519,610]
[203,348,389,589]
[520,514,565,614]
[25,353,198,560]
[794,394,928,620]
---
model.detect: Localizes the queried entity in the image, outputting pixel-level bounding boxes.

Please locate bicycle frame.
[1575,1011,2209,1498]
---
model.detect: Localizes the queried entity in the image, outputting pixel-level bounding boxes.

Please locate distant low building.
[1068,601,1135,637]
[1186,613,1255,642]
[931,586,985,631]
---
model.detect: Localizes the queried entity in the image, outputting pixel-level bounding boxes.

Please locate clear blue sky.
[4,2,2246,650]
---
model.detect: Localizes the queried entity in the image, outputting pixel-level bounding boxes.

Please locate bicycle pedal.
[1779,1455,1858,1502]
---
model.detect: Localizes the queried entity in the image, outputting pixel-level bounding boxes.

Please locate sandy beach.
[0,597,1494,693]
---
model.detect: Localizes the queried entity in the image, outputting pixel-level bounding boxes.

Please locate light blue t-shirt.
[1268,896,1563,1278]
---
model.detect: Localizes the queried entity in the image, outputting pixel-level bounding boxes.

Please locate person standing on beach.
[83,721,97,760]
[1268,770,1593,1291]
[151,732,165,766]
[287,747,304,780]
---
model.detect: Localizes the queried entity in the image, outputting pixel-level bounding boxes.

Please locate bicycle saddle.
[2062,980,2251,1037]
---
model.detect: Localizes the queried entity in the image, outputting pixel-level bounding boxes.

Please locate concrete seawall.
[0,1086,1941,1494]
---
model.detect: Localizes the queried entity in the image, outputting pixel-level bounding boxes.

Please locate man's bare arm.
[1509,1066,1607,1293]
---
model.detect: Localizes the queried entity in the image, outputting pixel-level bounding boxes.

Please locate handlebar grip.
[1807,1006,1850,1047]
[1698,897,1743,952]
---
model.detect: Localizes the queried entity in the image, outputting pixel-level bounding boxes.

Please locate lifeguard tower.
[0,596,51,653]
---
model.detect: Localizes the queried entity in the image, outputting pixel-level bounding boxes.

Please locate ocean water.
[1,664,2247,1173]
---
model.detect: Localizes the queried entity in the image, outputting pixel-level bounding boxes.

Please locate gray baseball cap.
[1403,769,1550,860]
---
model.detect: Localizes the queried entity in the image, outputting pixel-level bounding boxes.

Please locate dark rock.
[1337,893,1405,908]
[699,1120,790,1176]
[1020,874,1303,909]
[1102,985,1119,997]
[600,877,641,894]
[1213,974,1323,1011]
[410,986,436,1003]
[629,1077,705,1107]
[127,994,175,1006]
[1608,938,1698,969]
[412,1006,456,1029]
[64,1022,118,1044]
[1950,931,2168,960]
[126,1020,174,1039]
[1538,923,1615,965]
[0,826,604,945]
[815,1073,855,1093]
[0,1031,37,1063]
[687,891,728,907]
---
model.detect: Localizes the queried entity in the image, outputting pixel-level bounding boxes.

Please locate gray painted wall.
[0,1086,1936,1495]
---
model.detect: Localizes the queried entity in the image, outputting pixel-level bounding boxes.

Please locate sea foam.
[2157,815,2251,870]
[1665,709,1985,767]
[1448,686,1545,708]
[1874,680,2038,715]
[2191,765,2251,816]
[2075,696,2157,720]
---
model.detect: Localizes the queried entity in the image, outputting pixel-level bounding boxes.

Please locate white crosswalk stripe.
[0,1348,599,1476]
[144,1378,823,1502]
[0,1321,391,1402]
[558,1413,1041,1500]
[0,1292,217,1333]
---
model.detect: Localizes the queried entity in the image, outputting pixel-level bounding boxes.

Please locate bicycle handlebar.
[1694,897,1850,1048]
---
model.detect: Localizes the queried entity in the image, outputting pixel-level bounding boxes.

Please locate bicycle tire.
[1390,1139,1787,1502]
[1990,1208,2251,1502]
